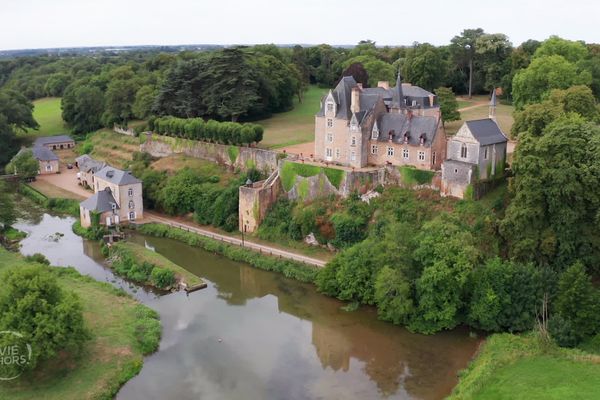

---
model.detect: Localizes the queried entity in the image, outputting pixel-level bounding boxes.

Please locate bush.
[150,267,176,289]
[24,253,50,265]
[132,305,161,355]
[0,265,89,376]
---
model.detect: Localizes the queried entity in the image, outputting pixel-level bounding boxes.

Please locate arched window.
[129,200,135,209]
[460,143,468,159]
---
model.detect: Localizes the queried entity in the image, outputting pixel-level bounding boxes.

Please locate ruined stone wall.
[239,171,282,233]
[141,134,279,173]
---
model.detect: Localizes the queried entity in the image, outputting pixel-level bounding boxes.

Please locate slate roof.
[80,188,119,213]
[316,75,436,119]
[465,119,507,146]
[95,166,141,186]
[34,135,74,146]
[31,146,59,161]
[374,113,438,147]
[76,155,106,174]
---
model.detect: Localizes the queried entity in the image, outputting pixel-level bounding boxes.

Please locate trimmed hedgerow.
[137,223,318,283]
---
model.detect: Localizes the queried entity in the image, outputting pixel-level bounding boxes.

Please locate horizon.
[2,0,600,52]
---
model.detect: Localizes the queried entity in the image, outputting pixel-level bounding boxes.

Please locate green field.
[447,95,514,135]
[257,85,326,149]
[0,248,160,400]
[24,97,65,138]
[449,333,600,400]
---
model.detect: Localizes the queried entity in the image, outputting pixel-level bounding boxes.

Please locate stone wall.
[113,125,137,136]
[238,170,281,233]
[140,134,279,173]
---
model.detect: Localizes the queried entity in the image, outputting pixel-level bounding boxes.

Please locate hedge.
[150,116,263,146]
[19,183,80,216]
[137,223,319,283]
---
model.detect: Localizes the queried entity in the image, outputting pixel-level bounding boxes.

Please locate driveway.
[35,167,93,199]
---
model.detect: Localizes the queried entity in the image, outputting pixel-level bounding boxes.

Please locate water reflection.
[14,213,479,400]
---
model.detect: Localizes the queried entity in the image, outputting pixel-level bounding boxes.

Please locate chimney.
[357,83,363,89]
[429,94,435,107]
[377,81,390,90]
[351,86,361,113]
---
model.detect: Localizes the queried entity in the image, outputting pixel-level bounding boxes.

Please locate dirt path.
[458,101,488,112]
[145,212,327,268]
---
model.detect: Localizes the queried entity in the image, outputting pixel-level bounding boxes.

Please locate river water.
[14,212,480,400]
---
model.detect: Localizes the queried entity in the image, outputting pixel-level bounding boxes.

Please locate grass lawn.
[111,241,204,287]
[449,333,600,400]
[23,97,65,139]
[0,248,160,400]
[446,101,514,136]
[257,85,326,149]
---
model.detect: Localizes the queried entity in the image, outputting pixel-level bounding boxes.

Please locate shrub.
[150,267,176,289]
[24,253,50,265]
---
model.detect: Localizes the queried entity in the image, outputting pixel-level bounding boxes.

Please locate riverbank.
[109,241,206,290]
[137,223,319,282]
[449,333,600,399]
[0,248,161,400]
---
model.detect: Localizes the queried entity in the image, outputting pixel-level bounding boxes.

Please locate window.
[432,151,436,165]
[371,145,378,154]
[351,151,356,161]
[335,148,340,159]
[326,102,334,113]
[460,143,468,159]
[129,200,135,209]
[326,148,333,158]
[454,168,458,173]
[327,133,333,143]
[111,203,117,211]
[411,100,417,107]
[128,188,133,197]
[45,164,52,171]
[351,136,356,146]
[371,124,379,139]
[387,147,394,157]
[129,212,136,221]
[483,147,489,160]
[418,151,425,161]
[403,149,409,159]
[327,118,333,128]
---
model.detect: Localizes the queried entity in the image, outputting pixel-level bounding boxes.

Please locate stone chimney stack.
[377,81,390,90]
[351,86,361,114]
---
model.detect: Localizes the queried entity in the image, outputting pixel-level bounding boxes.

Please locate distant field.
[24,97,65,139]
[446,95,514,136]
[257,85,325,149]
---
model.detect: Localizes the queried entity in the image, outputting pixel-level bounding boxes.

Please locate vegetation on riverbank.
[449,333,600,400]
[0,248,161,400]
[18,183,79,216]
[137,223,318,283]
[109,241,204,289]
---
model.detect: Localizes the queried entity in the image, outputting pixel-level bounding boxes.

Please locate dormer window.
[371,123,379,139]
[326,102,334,113]
[461,143,468,159]
[419,133,426,145]
[411,100,417,107]
[404,132,410,144]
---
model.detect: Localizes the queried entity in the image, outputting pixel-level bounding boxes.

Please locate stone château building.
[441,93,508,198]
[314,74,447,170]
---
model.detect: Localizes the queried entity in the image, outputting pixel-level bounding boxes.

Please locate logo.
[0,331,32,381]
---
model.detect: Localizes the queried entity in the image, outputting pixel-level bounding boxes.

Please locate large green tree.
[0,89,38,166]
[402,43,447,91]
[435,87,460,125]
[500,114,600,269]
[0,265,88,376]
[61,83,105,134]
[5,149,39,180]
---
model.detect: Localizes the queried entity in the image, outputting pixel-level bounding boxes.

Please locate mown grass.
[446,99,514,136]
[257,86,325,149]
[111,241,204,287]
[399,166,435,186]
[23,97,65,139]
[0,248,161,400]
[280,161,346,191]
[449,333,600,400]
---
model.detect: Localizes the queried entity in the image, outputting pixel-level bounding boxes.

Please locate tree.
[0,265,88,376]
[402,43,447,91]
[0,180,16,229]
[62,83,105,134]
[102,78,139,126]
[374,266,414,325]
[435,87,460,125]
[0,90,38,166]
[341,63,370,87]
[5,149,39,180]
[512,55,592,109]
[533,36,589,64]
[500,115,600,269]
[342,56,395,87]
[550,263,600,347]
[468,258,542,332]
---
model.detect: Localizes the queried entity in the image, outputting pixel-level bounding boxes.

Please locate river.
[14,212,480,400]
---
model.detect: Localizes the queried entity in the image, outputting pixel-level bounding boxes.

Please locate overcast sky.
[2,0,599,50]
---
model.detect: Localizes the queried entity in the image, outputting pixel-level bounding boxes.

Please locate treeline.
[149,116,264,145]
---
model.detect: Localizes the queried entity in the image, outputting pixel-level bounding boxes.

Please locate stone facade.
[38,159,59,175]
[314,75,446,171]
[239,170,281,233]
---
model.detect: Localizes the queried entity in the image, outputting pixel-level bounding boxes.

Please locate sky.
[2,0,600,50]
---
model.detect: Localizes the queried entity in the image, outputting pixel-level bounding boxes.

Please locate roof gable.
[464,119,508,145]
